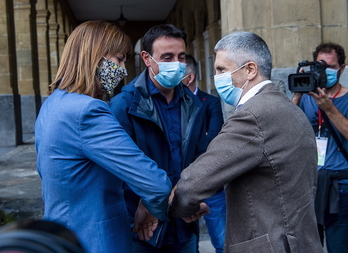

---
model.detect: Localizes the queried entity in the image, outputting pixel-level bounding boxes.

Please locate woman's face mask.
[325,67,340,88]
[96,57,127,94]
[214,63,247,106]
[149,54,187,89]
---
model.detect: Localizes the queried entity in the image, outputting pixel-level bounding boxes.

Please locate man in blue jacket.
[109,24,208,252]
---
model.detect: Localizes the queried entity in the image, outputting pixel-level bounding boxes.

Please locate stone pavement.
[0,137,43,223]
[0,138,216,252]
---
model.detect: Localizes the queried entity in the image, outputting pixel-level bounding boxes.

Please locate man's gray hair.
[214,31,272,79]
[185,54,198,83]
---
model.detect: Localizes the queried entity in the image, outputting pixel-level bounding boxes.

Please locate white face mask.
[214,63,247,106]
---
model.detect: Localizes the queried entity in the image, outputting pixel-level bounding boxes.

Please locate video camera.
[288,60,328,93]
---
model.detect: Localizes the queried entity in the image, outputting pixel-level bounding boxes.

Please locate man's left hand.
[308,87,334,112]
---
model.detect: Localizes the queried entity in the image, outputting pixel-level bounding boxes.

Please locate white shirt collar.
[237,80,272,107]
[193,86,198,95]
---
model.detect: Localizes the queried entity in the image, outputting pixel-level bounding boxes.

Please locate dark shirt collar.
[146,73,183,104]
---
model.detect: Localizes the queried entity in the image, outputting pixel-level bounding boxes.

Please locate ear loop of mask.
[148,53,158,77]
[241,80,249,89]
[238,63,250,89]
[182,74,191,86]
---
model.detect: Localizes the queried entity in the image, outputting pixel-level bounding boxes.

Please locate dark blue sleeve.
[205,96,224,144]
[109,92,135,139]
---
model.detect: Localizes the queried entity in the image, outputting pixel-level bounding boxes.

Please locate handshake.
[133,185,210,242]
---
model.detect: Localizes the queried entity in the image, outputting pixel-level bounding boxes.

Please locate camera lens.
[295,77,310,87]
[288,72,315,92]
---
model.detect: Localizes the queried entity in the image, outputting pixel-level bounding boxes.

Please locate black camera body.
[288,60,328,93]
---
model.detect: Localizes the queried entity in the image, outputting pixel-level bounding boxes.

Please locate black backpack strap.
[320,109,348,161]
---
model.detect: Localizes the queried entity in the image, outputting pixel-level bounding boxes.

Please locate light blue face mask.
[214,63,247,106]
[149,54,187,89]
[325,67,340,88]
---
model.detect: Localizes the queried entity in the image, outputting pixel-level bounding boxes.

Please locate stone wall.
[220,0,348,99]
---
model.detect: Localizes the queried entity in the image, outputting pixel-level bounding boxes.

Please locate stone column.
[48,0,59,82]
[203,30,212,93]
[205,21,221,92]
[58,31,66,59]
[57,3,67,61]
[36,0,51,98]
[193,34,206,92]
[13,0,40,139]
[0,0,23,146]
[48,22,59,82]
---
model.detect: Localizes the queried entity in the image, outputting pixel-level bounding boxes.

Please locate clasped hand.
[133,199,159,241]
[181,202,210,223]
[169,185,210,223]
[134,190,210,241]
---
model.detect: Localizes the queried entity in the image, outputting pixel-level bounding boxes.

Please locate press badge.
[316,137,328,166]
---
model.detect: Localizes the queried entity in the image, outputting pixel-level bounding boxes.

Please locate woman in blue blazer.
[35,20,172,253]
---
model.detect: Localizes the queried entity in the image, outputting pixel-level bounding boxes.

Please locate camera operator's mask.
[148,54,187,89]
[214,63,248,106]
[97,57,128,94]
[325,67,341,88]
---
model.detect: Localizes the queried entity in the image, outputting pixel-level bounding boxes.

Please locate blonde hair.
[49,20,132,97]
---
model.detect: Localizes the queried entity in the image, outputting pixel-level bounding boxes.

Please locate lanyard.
[317,86,341,137]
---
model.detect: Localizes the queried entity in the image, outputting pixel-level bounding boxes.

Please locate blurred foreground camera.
[288,60,328,93]
[0,220,85,253]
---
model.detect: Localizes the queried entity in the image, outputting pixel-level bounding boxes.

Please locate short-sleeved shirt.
[300,92,348,183]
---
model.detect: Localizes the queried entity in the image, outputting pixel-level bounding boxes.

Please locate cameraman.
[292,42,348,253]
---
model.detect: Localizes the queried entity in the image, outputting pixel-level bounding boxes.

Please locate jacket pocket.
[96,211,131,253]
[228,234,275,253]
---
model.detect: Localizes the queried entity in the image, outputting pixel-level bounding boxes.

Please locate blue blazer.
[196,89,224,145]
[35,88,172,253]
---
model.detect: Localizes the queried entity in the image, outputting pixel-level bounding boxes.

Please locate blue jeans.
[132,234,197,253]
[203,190,226,253]
[325,184,348,253]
